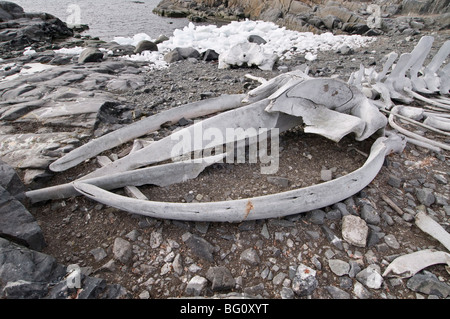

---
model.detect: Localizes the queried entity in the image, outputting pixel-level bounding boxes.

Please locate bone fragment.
[415,211,450,252]
[49,94,246,172]
[72,135,405,222]
[382,249,450,278]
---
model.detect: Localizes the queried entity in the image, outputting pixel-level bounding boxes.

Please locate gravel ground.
[26,28,450,300]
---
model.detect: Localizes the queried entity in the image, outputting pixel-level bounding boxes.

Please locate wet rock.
[341,215,368,248]
[248,34,267,45]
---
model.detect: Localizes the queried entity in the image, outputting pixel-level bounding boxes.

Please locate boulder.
[0,186,46,251]
[78,48,104,63]
[134,40,158,54]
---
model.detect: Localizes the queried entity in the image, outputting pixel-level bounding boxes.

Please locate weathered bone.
[415,211,450,252]
[49,94,246,172]
[72,135,405,222]
[25,154,226,203]
[423,40,450,93]
[382,249,450,278]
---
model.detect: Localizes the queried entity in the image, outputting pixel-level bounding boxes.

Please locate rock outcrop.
[153,0,450,34]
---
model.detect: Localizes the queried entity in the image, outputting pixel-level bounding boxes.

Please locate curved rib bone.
[49,94,246,172]
[25,153,226,203]
[72,135,405,222]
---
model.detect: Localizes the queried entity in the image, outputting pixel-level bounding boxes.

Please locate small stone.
[90,247,107,262]
[112,237,132,264]
[139,290,150,299]
[353,282,372,299]
[321,169,333,181]
[360,204,380,225]
[356,265,383,289]
[125,229,140,241]
[240,248,260,266]
[416,188,435,207]
[406,272,450,297]
[384,234,400,249]
[185,275,208,296]
[307,209,326,225]
[206,266,235,292]
[291,264,318,296]
[150,231,162,249]
[325,285,351,299]
[328,259,350,276]
[433,174,448,185]
[341,215,368,247]
[267,176,290,188]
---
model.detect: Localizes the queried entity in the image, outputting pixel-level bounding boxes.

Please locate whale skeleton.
[25,36,450,222]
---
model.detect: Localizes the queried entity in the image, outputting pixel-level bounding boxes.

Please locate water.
[12,0,192,41]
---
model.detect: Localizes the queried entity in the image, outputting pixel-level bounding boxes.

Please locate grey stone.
[125,229,140,241]
[248,35,267,45]
[112,237,132,264]
[280,287,294,299]
[292,264,318,296]
[307,209,326,224]
[134,40,158,54]
[328,259,350,276]
[406,272,450,297]
[90,247,107,262]
[356,265,383,289]
[388,174,403,188]
[353,282,372,299]
[321,225,344,250]
[326,209,342,221]
[202,49,219,61]
[325,285,351,299]
[206,266,235,292]
[360,204,381,225]
[185,275,208,296]
[240,248,260,266]
[341,215,368,248]
[185,233,215,263]
[78,48,104,63]
[321,169,333,181]
[267,176,291,188]
[176,47,200,59]
[384,234,400,249]
[150,230,163,249]
[164,49,183,63]
[416,188,435,207]
[0,160,25,200]
[0,186,45,251]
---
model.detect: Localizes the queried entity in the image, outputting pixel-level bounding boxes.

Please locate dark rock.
[202,49,219,61]
[206,266,235,292]
[360,204,381,225]
[407,272,450,297]
[240,248,260,266]
[292,264,318,296]
[307,209,326,224]
[78,47,104,63]
[185,233,215,263]
[134,40,158,54]
[177,47,201,59]
[321,225,344,250]
[0,186,46,251]
[416,188,435,206]
[267,176,290,188]
[0,159,25,201]
[248,35,267,45]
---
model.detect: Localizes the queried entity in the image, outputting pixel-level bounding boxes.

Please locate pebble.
[240,248,261,266]
[185,275,208,296]
[356,265,383,289]
[112,237,132,264]
[341,215,368,248]
[291,264,318,296]
[328,259,350,276]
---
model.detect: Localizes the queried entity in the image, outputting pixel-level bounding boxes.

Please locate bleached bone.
[423,116,450,132]
[388,105,450,152]
[80,77,388,180]
[218,42,279,71]
[49,94,246,172]
[438,63,450,95]
[72,135,405,222]
[25,154,226,203]
[407,36,434,94]
[415,211,450,252]
[382,249,450,278]
[422,40,450,93]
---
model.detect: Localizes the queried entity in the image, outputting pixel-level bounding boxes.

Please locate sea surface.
[12,0,192,41]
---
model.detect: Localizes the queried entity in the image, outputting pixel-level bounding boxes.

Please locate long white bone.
[72,135,405,222]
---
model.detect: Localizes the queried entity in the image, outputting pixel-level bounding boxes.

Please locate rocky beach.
[0,0,449,302]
